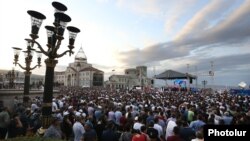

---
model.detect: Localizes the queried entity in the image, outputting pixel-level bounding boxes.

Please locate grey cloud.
[117,0,250,67]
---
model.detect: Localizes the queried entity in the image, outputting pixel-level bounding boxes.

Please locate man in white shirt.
[52,98,58,113]
[73,116,85,141]
[133,116,144,131]
[153,118,163,139]
[165,120,177,140]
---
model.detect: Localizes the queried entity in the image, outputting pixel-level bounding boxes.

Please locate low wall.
[0,89,59,110]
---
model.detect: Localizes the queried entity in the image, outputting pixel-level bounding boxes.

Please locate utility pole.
[195,66,198,89]
[153,66,156,88]
[210,61,214,89]
[187,64,190,91]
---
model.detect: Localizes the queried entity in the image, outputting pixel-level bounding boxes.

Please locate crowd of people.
[0,86,250,141]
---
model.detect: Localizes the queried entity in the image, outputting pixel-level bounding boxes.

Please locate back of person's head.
[182,121,189,127]
[132,128,140,134]
[75,115,81,122]
[176,119,182,127]
[124,124,131,132]
[154,117,159,123]
[138,116,143,122]
[141,125,146,132]
[196,130,204,139]
[148,121,154,127]
[197,114,203,120]
[106,121,114,129]
[171,113,176,118]
[173,126,180,135]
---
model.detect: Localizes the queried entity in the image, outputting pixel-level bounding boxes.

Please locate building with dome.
[54,47,104,87]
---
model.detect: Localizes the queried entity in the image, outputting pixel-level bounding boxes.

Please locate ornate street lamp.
[12,39,42,104]
[24,1,80,128]
[5,68,18,89]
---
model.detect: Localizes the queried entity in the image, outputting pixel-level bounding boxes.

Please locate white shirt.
[154,123,163,138]
[87,106,94,116]
[58,100,64,108]
[165,120,177,140]
[52,102,58,112]
[133,122,143,131]
[73,121,85,141]
[31,103,38,113]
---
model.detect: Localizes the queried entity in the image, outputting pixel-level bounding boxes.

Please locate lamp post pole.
[24,1,80,128]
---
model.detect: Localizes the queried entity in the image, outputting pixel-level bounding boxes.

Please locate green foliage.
[5,136,64,141]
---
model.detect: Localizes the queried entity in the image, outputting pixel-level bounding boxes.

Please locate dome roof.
[75,47,87,62]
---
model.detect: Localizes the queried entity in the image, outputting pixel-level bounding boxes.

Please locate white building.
[54,47,104,87]
[106,66,153,90]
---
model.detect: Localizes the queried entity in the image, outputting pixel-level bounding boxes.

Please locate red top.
[167,135,183,141]
[132,134,147,141]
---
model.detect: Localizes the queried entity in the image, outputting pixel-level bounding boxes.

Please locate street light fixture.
[12,39,42,105]
[27,10,46,40]
[5,68,18,89]
[24,1,80,128]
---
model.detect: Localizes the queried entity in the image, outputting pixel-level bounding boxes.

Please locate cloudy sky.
[0,0,250,87]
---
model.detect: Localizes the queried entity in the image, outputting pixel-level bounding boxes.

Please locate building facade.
[54,47,104,87]
[106,66,153,90]
[0,69,44,89]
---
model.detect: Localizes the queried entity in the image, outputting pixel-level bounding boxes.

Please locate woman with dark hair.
[0,107,10,139]
[8,114,23,138]
[191,130,204,141]
[119,124,132,141]
[61,115,73,140]
[167,126,183,141]
[43,116,62,139]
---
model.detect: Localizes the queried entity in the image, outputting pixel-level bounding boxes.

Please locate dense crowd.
[0,86,250,141]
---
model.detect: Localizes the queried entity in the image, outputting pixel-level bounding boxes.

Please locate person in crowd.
[7,113,23,138]
[166,126,183,141]
[119,124,133,141]
[189,115,205,132]
[0,107,10,139]
[141,125,150,141]
[43,116,62,139]
[165,118,177,140]
[131,128,146,141]
[95,115,106,141]
[222,111,233,125]
[61,112,73,140]
[153,118,164,140]
[147,121,159,141]
[187,107,194,123]
[83,121,97,141]
[101,121,118,141]
[133,116,144,131]
[179,121,195,141]
[191,130,204,141]
[73,115,85,141]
